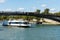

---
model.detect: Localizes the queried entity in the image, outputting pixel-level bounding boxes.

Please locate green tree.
[36,9,40,14]
[54,12,60,16]
[43,8,50,14]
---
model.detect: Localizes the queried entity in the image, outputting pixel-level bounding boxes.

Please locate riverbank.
[42,18,60,24]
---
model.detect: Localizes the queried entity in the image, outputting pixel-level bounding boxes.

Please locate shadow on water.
[0,28,4,31]
[0,27,5,31]
[1,24,60,28]
[28,24,60,28]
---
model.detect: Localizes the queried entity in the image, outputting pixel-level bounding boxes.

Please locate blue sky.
[0,0,60,12]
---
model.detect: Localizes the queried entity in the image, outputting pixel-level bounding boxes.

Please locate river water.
[0,21,60,40]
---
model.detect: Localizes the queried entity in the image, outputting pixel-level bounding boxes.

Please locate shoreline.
[0,18,60,25]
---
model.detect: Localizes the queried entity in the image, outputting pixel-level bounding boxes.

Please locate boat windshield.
[9,22,29,24]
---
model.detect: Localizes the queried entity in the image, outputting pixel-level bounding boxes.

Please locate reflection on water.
[0,21,60,40]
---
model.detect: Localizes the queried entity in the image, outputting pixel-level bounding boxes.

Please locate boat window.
[17,22,23,24]
[23,22,29,24]
[9,22,15,24]
[9,22,23,24]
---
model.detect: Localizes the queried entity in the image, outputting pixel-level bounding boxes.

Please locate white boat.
[2,19,31,27]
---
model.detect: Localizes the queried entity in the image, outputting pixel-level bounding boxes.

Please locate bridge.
[0,12,60,22]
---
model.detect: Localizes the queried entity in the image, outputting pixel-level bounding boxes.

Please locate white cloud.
[3,9,12,11]
[50,8,56,13]
[50,8,56,11]
[0,0,5,3]
[18,8,24,10]
[5,9,12,11]
[41,4,47,7]
[17,8,24,11]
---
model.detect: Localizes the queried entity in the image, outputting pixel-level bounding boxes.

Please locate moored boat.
[2,19,31,27]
